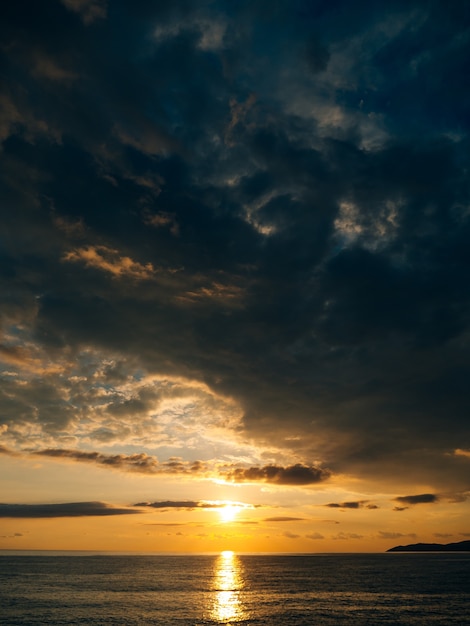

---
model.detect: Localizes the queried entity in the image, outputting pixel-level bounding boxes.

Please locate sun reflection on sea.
[211,550,246,623]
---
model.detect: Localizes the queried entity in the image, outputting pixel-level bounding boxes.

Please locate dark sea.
[1,552,469,625]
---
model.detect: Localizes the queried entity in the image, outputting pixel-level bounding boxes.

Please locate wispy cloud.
[63,246,155,280]
[0,445,18,456]
[136,501,214,510]
[306,532,324,540]
[378,531,417,540]
[135,500,252,511]
[31,448,205,476]
[332,532,364,540]
[283,531,300,539]
[454,449,470,459]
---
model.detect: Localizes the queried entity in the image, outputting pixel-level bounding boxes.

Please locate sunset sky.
[1,0,469,553]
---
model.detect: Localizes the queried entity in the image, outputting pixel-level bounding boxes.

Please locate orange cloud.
[0,344,64,375]
[454,448,470,459]
[63,245,154,280]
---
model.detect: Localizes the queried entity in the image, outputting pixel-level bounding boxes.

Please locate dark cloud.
[29,448,212,476]
[0,502,142,518]
[223,464,330,485]
[394,494,439,505]
[135,501,224,510]
[0,0,469,495]
[31,449,163,474]
[61,0,107,24]
[325,501,368,509]
[303,36,330,74]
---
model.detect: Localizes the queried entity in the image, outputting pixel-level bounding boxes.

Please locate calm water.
[1,552,469,625]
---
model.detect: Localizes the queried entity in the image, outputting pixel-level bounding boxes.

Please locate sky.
[0,0,469,553]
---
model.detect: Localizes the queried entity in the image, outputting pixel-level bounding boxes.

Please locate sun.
[219,503,242,523]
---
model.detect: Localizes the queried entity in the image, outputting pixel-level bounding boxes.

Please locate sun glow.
[219,503,242,523]
[221,550,234,557]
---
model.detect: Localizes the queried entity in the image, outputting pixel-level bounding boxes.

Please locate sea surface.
[1,552,469,625]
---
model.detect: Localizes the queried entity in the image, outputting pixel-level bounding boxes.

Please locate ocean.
[1,552,469,625]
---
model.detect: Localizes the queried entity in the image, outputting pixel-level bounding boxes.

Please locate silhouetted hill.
[387,540,470,552]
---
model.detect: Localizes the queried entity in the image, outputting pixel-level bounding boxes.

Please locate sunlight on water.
[211,551,246,623]
[1,554,470,624]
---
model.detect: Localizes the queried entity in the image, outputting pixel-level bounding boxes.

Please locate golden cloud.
[63,245,154,280]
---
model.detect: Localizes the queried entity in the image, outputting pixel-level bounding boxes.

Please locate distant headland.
[387,540,470,552]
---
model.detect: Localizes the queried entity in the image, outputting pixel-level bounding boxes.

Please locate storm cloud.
[0,0,469,499]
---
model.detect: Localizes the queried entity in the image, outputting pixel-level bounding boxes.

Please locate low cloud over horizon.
[0,502,142,518]
[394,494,439,506]
[325,501,379,510]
